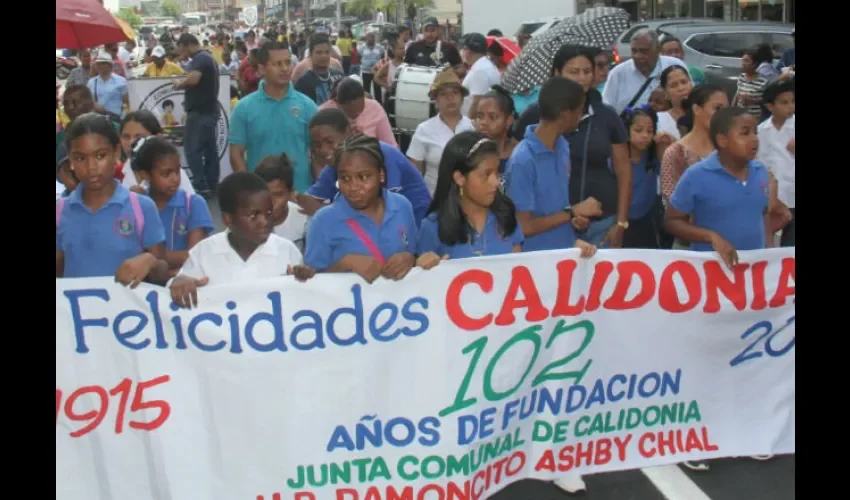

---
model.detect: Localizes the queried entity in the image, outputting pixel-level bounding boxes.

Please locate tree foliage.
[118,7,143,30]
[160,0,182,20]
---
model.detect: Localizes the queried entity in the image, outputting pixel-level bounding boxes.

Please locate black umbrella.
[502,7,631,94]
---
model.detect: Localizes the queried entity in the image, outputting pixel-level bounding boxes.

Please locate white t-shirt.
[656,111,681,140]
[273,202,309,254]
[406,115,476,194]
[121,159,196,194]
[461,56,501,116]
[757,115,795,208]
[176,232,304,286]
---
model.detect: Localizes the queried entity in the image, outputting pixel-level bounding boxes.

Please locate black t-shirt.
[404,41,461,67]
[513,91,628,218]
[294,69,345,105]
[185,50,219,113]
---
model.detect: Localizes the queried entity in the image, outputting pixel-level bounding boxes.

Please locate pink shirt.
[319,98,398,148]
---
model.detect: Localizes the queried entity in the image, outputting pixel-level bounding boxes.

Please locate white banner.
[56,249,795,500]
[128,75,233,182]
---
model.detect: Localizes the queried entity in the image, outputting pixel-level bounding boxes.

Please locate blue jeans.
[576,215,616,247]
[184,110,220,192]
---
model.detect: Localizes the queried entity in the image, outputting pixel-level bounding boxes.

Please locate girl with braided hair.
[304,135,418,283]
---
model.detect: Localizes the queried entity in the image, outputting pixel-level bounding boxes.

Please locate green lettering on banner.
[573,400,703,439]
[285,457,391,488]
[394,427,525,481]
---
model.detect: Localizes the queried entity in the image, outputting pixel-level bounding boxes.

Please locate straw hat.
[429,69,469,99]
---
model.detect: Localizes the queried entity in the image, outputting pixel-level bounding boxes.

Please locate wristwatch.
[617,220,630,230]
[563,206,574,219]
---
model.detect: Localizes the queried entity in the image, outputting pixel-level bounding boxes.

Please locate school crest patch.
[175,216,189,236]
[291,105,302,119]
[115,215,134,237]
[399,227,409,248]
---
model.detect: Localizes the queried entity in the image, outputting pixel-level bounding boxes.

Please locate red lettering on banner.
[638,426,720,459]
[658,261,702,313]
[445,269,494,331]
[603,261,656,310]
[749,261,769,310]
[56,375,171,438]
[703,262,749,313]
[445,256,795,330]
[294,493,315,500]
[769,257,795,307]
[551,260,586,316]
[386,486,414,500]
[494,266,550,326]
[584,261,615,312]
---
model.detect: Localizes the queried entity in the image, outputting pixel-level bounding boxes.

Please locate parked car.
[614,18,721,63]
[515,16,568,40]
[657,22,794,97]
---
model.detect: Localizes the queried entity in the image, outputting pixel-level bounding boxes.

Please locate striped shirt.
[735,74,769,119]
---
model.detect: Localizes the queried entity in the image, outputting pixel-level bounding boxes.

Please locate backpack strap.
[346,219,386,265]
[128,192,145,248]
[56,198,65,228]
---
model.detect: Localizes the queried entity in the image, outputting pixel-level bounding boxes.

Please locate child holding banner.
[170,172,313,308]
[130,136,216,277]
[303,135,418,283]
[56,113,170,287]
[664,107,771,270]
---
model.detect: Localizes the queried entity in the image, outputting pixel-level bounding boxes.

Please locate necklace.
[469,226,488,256]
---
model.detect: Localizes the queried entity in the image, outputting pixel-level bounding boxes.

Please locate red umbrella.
[56,0,130,49]
[487,36,522,66]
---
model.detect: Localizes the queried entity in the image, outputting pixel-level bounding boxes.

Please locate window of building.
[706,0,726,19]
[761,0,786,22]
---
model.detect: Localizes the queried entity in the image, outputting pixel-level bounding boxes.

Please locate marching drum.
[389,64,439,134]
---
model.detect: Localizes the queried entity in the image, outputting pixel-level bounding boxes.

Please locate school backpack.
[56,191,146,248]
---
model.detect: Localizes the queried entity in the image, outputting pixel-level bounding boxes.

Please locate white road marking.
[641,465,713,500]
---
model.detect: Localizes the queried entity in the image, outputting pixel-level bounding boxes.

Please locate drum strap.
[435,40,443,66]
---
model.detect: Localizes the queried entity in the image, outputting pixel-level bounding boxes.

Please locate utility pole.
[335,0,341,29]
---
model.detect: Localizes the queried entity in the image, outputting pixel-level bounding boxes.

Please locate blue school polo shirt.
[417,212,524,259]
[57,181,166,278]
[305,190,418,271]
[156,189,216,251]
[229,80,318,193]
[670,152,770,252]
[306,142,432,225]
[629,153,659,220]
[505,125,575,252]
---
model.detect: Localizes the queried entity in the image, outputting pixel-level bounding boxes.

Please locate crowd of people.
[56,19,795,495]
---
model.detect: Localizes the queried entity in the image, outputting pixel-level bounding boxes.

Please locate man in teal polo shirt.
[229,42,318,193]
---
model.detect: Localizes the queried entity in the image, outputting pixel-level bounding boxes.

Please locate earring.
[459,186,464,198]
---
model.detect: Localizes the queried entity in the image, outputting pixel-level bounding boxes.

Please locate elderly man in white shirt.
[602,29,687,114]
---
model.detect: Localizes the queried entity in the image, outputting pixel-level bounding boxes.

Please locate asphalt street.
[487,456,795,500]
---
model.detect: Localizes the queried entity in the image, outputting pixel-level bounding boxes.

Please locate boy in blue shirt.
[506,77,601,253]
[665,107,771,269]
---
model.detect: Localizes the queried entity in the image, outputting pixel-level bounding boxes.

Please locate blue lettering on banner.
[325,415,441,452]
[63,285,430,355]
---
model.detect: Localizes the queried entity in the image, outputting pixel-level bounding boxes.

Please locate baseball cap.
[423,17,440,28]
[151,45,167,58]
[463,33,488,54]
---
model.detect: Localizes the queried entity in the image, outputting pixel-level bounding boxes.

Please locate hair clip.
[467,138,493,159]
[131,135,152,155]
